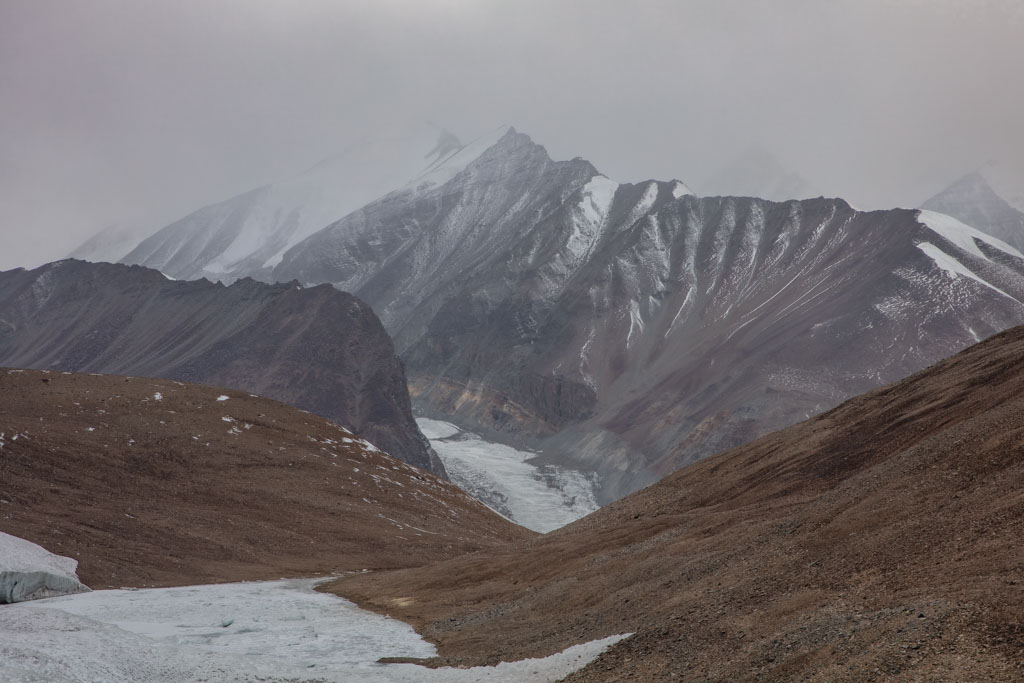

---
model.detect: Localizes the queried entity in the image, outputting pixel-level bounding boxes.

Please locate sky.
[2,0,1023,271]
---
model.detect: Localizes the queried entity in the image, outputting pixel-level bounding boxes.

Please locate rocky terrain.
[0,369,530,588]
[330,324,1024,681]
[0,259,443,474]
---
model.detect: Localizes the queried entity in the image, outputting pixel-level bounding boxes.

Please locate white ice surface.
[917,209,1024,259]
[417,418,600,533]
[1,578,628,682]
[0,532,90,603]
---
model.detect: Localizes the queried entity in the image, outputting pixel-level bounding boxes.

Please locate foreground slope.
[274,128,1024,500]
[0,369,530,588]
[0,259,442,474]
[332,325,1024,681]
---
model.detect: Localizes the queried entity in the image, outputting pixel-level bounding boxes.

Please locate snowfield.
[0,577,627,682]
[418,418,600,533]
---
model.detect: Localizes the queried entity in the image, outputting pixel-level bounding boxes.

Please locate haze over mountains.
[108,127,1024,501]
[120,126,509,283]
[698,146,819,201]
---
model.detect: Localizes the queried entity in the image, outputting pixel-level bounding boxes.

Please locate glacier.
[1,577,628,682]
[418,418,600,533]
[0,532,90,604]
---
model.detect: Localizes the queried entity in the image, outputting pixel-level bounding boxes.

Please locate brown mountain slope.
[329,325,1024,681]
[0,369,532,589]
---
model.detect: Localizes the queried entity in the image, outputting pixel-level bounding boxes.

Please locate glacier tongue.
[0,532,90,604]
[418,418,599,533]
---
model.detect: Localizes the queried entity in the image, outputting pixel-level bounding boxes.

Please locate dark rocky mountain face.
[270,130,1024,501]
[0,259,444,476]
[922,167,1024,253]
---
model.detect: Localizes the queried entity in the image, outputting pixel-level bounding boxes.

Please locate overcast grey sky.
[2,0,1023,271]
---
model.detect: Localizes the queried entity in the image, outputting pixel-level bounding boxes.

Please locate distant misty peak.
[117,122,513,283]
[700,144,819,201]
[66,224,153,265]
[921,159,1024,253]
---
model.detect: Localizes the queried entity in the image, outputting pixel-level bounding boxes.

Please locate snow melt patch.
[917,209,1024,260]
[916,242,1023,304]
[418,418,600,533]
[1,578,627,682]
[671,180,694,198]
[216,395,229,401]
[564,175,619,265]
[0,532,90,604]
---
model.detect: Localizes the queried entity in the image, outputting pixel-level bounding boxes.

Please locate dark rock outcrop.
[0,259,443,475]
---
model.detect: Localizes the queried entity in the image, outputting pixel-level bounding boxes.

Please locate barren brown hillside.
[330,326,1024,681]
[0,369,532,588]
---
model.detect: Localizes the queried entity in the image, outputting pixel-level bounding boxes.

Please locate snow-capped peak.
[122,124,515,281]
[404,125,513,193]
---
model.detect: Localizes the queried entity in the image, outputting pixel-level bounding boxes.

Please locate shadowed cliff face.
[271,130,1024,501]
[329,324,1024,681]
[0,259,444,476]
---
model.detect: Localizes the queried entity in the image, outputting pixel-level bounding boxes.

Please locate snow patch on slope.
[0,532,90,604]
[418,418,600,533]
[671,180,694,198]
[916,242,1023,304]
[917,209,1024,260]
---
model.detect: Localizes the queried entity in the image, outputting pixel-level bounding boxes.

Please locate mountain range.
[106,127,1024,501]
